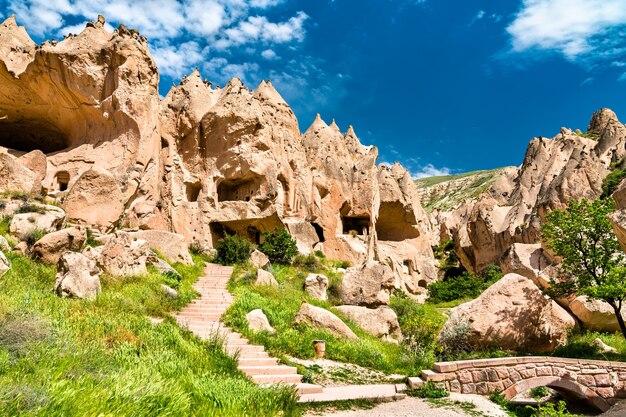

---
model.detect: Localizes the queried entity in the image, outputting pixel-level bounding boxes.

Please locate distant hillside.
[415,167,512,211]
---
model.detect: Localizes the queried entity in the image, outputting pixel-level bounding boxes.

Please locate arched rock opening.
[0,117,69,154]
[376,202,420,241]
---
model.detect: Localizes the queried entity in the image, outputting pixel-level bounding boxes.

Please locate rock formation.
[0,16,436,300]
[440,273,577,353]
[294,302,358,340]
[334,305,401,342]
[54,251,101,300]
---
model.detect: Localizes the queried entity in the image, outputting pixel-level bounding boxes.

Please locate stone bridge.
[420,357,626,411]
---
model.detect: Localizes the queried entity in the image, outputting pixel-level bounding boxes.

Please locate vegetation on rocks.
[0,251,298,416]
[426,264,503,304]
[542,198,626,339]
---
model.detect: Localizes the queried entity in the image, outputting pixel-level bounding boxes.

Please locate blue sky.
[3,0,626,177]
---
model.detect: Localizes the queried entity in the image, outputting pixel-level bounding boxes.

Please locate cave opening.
[376,202,420,241]
[185,182,202,202]
[55,171,70,192]
[341,216,370,236]
[217,178,259,202]
[312,222,325,242]
[0,118,69,154]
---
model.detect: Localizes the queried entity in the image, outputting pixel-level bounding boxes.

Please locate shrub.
[24,228,47,246]
[215,234,253,265]
[314,250,325,259]
[427,265,503,304]
[530,386,549,399]
[438,316,471,358]
[389,291,446,353]
[15,202,46,214]
[258,228,298,265]
[292,253,322,272]
[601,168,626,198]
[407,381,448,399]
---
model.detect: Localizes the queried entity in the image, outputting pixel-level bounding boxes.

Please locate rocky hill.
[415,167,515,212]
[0,15,436,298]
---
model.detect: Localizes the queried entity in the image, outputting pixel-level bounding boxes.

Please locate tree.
[259,228,298,265]
[542,198,626,339]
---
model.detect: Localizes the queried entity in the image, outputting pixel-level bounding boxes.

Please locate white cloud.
[261,49,277,60]
[411,164,451,179]
[507,0,626,59]
[7,0,309,82]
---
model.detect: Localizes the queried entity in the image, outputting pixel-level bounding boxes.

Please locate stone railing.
[419,357,626,411]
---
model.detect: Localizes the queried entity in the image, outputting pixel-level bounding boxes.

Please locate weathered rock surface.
[501,243,557,289]
[246,309,275,333]
[440,273,576,353]
[294,302,358,340]
[569,296,626,333]
[250,250,271,269]
[9,205,66,239]
[126,230,192,265]
[304,273,329,301]
[334,305,401,342]
[0,16,436,300]
[0,250,9,277]
[160,284,178,299]
[0,236,10,252]
[85,231,150,277]
[54,251,101,300]
[429,109,626,275]
[339,261,395,307]
[32,227,86,264]
[255,268,278,287]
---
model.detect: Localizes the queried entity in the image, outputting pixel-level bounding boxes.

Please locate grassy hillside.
[414,167,512,212]
[0,251,298,417]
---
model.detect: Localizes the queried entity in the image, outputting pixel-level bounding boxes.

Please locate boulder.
[568,296,626,333]
[440,273,576,353]
[0,153,37,194]
[63,167,125,232]
[17,150,47,193]
[255,268,278,287]
[334,305,401,342]
[9,205,66,239]
[148,254,181,279]
[126,230,193,265]
[86,231,150,277]
[32,227,86,264]
[501,243,556,289]
[0,250,9,277]
[339,261,395,307]
[250,249,270,269]
[160,284,178,299]
[304,273,329,301]
[593,338,618,354]
[53,251,101,300]
[294,302,358,340]
[246,309,275,333]
[0,235,10,252]
[13,241,28,255]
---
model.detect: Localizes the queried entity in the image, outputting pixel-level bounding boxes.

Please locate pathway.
[173,263,322,395]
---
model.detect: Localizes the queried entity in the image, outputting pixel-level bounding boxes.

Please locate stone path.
[173,263,322,395]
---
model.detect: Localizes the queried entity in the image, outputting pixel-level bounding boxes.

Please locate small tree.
[259,227,298,265]
[542,198,626,339]
[214,234,253,266]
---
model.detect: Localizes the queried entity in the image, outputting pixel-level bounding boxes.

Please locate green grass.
[552,330,626,361]
[414,167,511,211]
[0,253,298,417]
[223,262,436,377]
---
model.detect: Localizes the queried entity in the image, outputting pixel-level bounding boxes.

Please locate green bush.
[530,386,548,398]
[24,228,47,246]
[214,234,253,266]
[15,202,46,214]
[259,228,298,265]
[427,265,503,304]
[601,168,626,198]
[389,291,446,354]
[293,253,322,272]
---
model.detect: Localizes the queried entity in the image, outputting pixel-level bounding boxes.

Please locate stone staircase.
[174,263,322,395]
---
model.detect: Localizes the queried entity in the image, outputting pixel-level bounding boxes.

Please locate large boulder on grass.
[295,302,358,340]
[339,261,395,307]
[84,231,150,277]
[439,273,576,353]
[9,204,66,240]
[246,309,275,333]
[126,230,192,264]
[568,296,626,333]
[54,252,101,300]
[32,227,86,264]
[304,273,329,301]
[334,305,401,342]
[250,250,270,269]
[255,269,278,287]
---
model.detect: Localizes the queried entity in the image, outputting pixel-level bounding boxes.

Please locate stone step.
[238,357,278,367]
[239,365,298,376]
[232,350,271,359]
[251,374,303,384]
[298,384,407,403]
[296,383,324,395]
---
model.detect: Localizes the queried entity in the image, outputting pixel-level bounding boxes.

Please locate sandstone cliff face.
[435,109,626,274]
[0,16,436,298]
